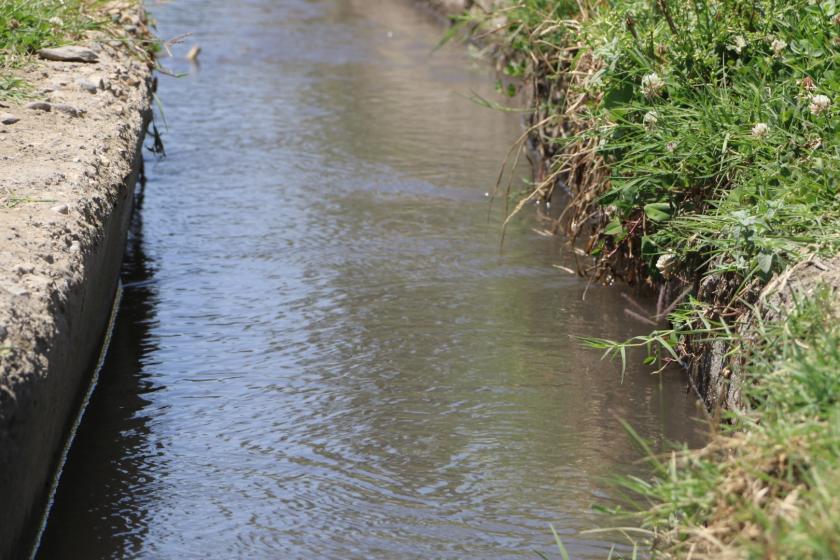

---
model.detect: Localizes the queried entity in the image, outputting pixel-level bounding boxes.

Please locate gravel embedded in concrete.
[76,78,99,93]
[53,103,83,117]
[25,102,52,112]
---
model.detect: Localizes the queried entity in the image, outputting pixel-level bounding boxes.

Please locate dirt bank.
[0,6,153,557]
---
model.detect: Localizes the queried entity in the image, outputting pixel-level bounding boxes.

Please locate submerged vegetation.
[459,0,840,556]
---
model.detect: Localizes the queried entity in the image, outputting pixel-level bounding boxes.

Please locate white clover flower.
[728,35,747,54]
[643,110,658,130]
[656,253,677,277]
[751,123,769,138]
[809,94,832,115]
[771,38,787,56]
[641,73,665,98]
[666,141,678,153]
[48,16,63,26]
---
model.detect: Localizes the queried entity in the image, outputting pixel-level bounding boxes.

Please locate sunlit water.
[37,1,703,558]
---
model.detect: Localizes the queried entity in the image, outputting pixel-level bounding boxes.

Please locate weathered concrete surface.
[0,7,153,557]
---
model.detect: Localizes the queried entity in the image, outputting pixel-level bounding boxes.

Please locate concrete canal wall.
[0,10,153,557]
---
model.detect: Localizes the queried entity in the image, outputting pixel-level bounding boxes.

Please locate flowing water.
[37,1,703,558]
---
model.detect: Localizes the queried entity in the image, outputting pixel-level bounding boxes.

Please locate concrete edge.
[0,6,154,557]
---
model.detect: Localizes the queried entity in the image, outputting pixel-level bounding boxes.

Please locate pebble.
[25,102,51,112]
[0,326,6,341]
[77,78,98,93]
[2,283,29,298]
[53,104,83,117]
[12,264,34,275]
[51,204,69,215]
[0,113,19,125]
[37,46,99,63]
[187,45,201,62]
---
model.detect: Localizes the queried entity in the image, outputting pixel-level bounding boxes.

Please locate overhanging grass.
[492,0,840,286]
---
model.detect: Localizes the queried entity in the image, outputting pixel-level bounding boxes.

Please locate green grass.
[0,0,109,98]
[622,288,840,558]
[494,0,840,286]
[0,74,29,100]
[591,0,840,282]
[0,0,107,58]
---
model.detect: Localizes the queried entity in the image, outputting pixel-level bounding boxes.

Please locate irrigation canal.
[37,1,702,557]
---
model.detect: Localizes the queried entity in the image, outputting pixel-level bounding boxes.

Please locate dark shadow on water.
[36,183,162,560]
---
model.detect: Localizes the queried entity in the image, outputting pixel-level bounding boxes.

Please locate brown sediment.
[0,3,153,556]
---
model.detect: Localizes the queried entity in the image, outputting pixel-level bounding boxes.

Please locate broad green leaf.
[757,253,774,274]
[644,202,672,222]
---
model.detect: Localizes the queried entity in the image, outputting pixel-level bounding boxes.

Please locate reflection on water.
[37,1,703,558]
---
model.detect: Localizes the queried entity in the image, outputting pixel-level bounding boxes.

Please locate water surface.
[38,1,702,558]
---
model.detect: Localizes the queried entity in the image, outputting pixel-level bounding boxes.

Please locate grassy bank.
[464,0,840,556]
[627,286,840,558]
[1,1,101,59]
[490,0,840,288]
[0,0,139,100]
